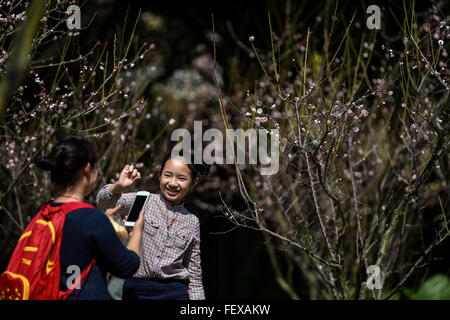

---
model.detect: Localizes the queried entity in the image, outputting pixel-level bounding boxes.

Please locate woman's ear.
[83,162,96,182]
[83,162,91,176]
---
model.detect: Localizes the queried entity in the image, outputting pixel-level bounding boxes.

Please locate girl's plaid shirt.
[96,184,205,300]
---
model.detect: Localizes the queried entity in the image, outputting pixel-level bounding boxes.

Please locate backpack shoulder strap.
[60,201,95,214]
[37,201,94,221]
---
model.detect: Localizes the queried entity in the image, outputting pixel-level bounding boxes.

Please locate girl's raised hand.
[114,164,141,192]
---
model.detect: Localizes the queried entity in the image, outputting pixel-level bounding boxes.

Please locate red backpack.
[0,201,96,300]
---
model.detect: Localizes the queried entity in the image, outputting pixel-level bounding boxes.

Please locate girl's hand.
[112,164,141,193]
[105,204,121,218]
[105,205,128,241]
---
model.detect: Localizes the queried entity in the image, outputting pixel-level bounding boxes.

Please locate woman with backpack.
[0,137,144,300]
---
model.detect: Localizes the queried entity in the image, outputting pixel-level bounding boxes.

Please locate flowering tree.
[0,0,153,259]
[215,2,449,299]
[0,0,448,300]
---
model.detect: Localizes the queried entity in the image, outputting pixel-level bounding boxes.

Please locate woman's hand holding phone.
[110,164,142,194]
[127,210,145,236]
[126,210,144,256]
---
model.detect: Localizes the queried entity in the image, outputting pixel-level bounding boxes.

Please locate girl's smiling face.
[159,157,197,205]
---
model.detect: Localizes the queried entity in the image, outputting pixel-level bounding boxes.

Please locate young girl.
[32,137,144,299]
[96,151,209,300]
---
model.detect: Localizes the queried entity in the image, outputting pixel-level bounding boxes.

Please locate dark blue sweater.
[33,202,140,300]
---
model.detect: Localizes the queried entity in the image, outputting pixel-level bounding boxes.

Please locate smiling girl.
[96,151,209,300]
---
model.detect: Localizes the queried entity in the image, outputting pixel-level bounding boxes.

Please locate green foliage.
[403,274,450,300]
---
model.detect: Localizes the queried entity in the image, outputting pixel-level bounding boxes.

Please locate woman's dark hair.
[34,137,98,190]
[159,149,210,182]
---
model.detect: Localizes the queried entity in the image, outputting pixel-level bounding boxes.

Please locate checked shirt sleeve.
[96,184,137,217]
[184,218,205,300]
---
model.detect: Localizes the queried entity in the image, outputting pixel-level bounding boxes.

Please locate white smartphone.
[124,191,150,227]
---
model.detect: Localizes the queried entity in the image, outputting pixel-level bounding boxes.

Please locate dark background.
[1,0,448,300]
